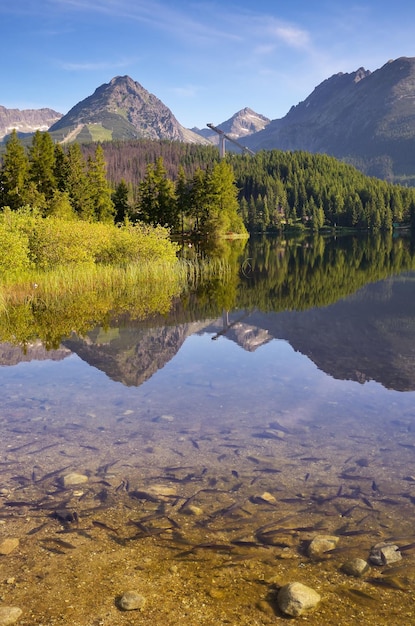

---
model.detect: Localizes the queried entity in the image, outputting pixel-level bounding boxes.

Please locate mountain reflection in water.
[1,234,415,625]
[59,271,415,392]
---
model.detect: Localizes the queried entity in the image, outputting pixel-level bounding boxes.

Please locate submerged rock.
[307,534,339,558]
[0,606,23,625]
[62,472,88,487]
[369,542,402,566]
[341,558,370,577]
[0,538,19,556]
[152,414,174,423]
[277,582,321,617]
[118,590,146,611]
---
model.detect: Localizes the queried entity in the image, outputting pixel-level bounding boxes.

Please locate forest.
[1,131,415,237]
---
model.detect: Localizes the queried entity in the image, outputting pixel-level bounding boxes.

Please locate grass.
[0,256,233,347]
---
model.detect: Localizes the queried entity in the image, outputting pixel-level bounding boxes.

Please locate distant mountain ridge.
[3,57,415,181]
[0,105,62,141]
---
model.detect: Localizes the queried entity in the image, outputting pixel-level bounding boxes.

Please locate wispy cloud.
[58,57,135,71]
[47,0,241,43]
[269,24,311,49]
[170,85,200,98]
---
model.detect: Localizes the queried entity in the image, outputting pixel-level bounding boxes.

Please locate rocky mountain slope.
[193,107,270,146]
[48,75,208,145]
[246,57,415,182]
[3,57,415,181]
[0,105,62,141]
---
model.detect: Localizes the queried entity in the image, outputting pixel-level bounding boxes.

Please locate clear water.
[1,235,415,625]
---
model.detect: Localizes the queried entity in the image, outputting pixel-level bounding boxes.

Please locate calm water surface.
[1,235,415,625]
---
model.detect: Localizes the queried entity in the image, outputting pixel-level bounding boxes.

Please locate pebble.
[257,491,277,504]
[183,504,203,516]
[307,534,339,558]
[369,542,402,566]
[277,582,321,617]
[341,558,370,577]
[61,472,89,487]
[148,484,177,498]
[0,538,19,556]
[0,606,23,625]
[152,414,174,423]
[118,590,146,611]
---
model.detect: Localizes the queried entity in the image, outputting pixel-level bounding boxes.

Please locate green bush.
[29,218,98,269]
[0,208,178,272]
[0,224,32,273]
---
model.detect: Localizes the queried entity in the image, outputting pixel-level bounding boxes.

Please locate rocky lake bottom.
[1,330,415,626]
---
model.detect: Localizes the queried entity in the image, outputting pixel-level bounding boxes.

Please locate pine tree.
[137,157,177,229]
[175,165,191,235]
[28,131,56,200]
[54,143,69,192]
[65,143,94,220]
[86,145,114,223]
[0,130,30,210]
[201,160,246,238]
[189,167,209,233]
[112,179,131,223]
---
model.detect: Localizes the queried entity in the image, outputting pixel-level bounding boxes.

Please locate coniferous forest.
[2,131,415,238]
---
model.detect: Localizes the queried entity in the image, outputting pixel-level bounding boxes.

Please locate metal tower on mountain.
[207,123,255,158]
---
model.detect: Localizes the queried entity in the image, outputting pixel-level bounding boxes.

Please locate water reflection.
[1,234,415,625]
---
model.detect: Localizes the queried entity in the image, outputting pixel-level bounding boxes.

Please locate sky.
[1,1,415,129]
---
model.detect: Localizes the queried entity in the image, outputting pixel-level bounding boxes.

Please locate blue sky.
[1,1,414,129]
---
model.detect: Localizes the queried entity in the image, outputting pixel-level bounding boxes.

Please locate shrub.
[94,221,178,265]
[0,208,178,271]
[0,224,32,273]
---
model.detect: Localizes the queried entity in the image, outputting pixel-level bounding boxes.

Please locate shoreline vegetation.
[2,227,415,349]
[1,131,415,349]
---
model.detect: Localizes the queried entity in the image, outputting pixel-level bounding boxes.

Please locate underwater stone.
[118,590,146,611]
[0,538,19,556]
[0,606,23,625]
[369,542,401,565]
[152,414,174,423]
[341,558,370,577]
[277,582,321,617]
[62,472,89,487]
[307,534,339,558]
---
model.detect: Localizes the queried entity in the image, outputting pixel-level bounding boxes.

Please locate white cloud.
[170,85,200,98]
[271,24,311,49]
[59,57,135,71]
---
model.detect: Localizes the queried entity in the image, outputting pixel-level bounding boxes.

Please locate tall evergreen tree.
[112,179,131,223]
[137,157,177,229]
[53,143,69,192]
[201,160,246,237]
[175,165,191,235]
[28,131,56,200]
[65,143,94,220]
[86,145,114,222]
[0,130,29,210]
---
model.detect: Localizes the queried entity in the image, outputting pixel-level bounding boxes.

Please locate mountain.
[0,105,62,141]
[48,75,208,145]
[4,57,415,181]
[246,57,415,183]
[193,107,270,146]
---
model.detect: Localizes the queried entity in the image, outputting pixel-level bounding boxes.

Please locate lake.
[1,233,415,625]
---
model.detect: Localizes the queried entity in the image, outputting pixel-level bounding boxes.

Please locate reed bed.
[0,257,233,346]
[0,257,232,306]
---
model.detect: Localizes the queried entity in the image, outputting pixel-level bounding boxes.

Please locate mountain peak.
[49,76,207,144]
[218,108,270,137]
